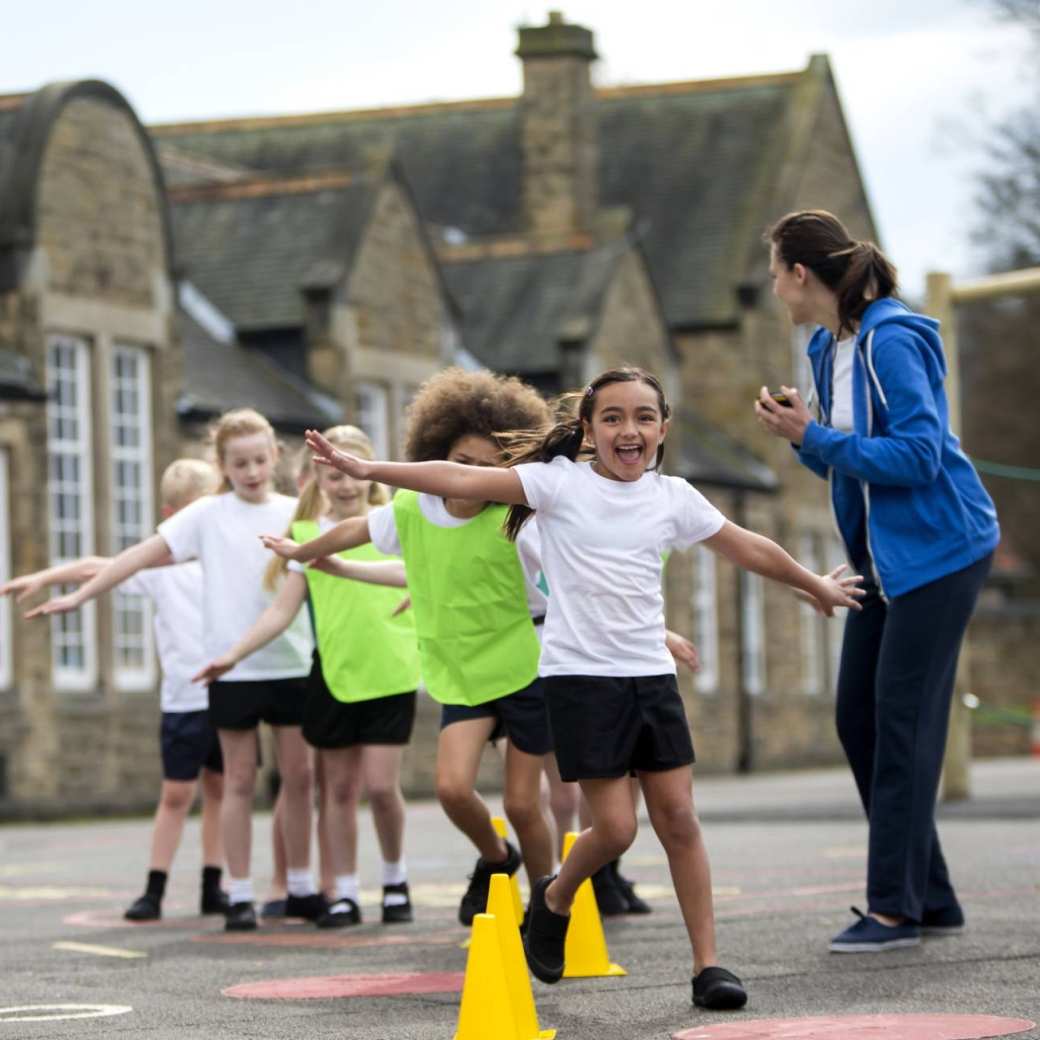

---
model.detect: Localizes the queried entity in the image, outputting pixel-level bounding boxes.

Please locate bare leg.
[267,788,288,901]
[360,746,407,864]
[217,729,258,879]
[640,766,717,975]
[198,767,224,867]
[542,753,580,860]
[320,747,363,879]
[147,779,197,872]
[435,718,505,861]
[545,777,636,913]
[504,742,555,884]
[314,753,336,897]
[272,726,315,872]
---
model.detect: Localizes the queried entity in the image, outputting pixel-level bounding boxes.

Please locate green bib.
[292,520,420,703]
[392,491,540,706]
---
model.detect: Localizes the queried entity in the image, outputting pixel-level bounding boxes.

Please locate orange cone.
[560,831,626,979]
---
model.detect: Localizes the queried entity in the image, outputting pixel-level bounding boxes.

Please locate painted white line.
[0,1004,132,1023]
[52,941,147,959]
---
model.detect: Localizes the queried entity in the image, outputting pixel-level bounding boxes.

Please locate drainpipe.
[733,489,754,773]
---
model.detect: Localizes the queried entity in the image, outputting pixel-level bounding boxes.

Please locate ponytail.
[263,478,324,592]
[767,210,898,336]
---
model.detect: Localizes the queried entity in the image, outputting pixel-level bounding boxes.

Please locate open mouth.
[615,444,644,465]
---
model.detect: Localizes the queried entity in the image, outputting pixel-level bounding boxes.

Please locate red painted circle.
[223,972,465,1000]
[672,1014,1036,1040]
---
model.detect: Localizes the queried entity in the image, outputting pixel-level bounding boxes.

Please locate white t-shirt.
[514,457,726,677]
[158,492,313,681]
[122,563,208,713]
[367,493,548,618]
[830,336,856,433]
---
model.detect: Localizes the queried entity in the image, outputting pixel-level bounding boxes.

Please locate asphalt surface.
[0,758,1037,1039]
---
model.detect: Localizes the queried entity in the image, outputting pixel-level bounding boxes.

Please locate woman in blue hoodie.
[755,210,999,954]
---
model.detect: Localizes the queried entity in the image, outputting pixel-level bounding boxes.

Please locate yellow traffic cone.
[491,815,525,923]
[487,875,556,1040]
[560,831,626,979]
[454,912,555,1040]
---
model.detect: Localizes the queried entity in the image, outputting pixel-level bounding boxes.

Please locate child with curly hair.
[263,369,556,924]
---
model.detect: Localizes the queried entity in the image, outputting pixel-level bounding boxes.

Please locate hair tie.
[584,385,595,398]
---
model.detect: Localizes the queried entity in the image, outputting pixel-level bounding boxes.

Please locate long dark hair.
[502,366,671,540]
[767,210,898,335]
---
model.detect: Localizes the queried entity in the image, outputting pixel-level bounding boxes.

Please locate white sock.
[334,874,360,903]
[228,877,253,905]
[382,859,408,887]
[286,868,315,898]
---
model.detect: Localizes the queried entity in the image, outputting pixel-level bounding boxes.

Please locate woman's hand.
[192,655,236,685]
[305,429,374,479]
[24,591,82,620]
[809,564,864,617]
[0,574,45,604]
[754,385,812,446]
[665,629,701,673]
[259,534,301,560]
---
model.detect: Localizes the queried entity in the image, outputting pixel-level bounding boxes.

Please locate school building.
[0,12,1031,817]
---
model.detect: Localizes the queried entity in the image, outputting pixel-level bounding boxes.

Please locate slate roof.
[151,70,803,330]
[442,243,626,375]
[676,409,778,492]
[169,173,378,331]
[178,308,341,432]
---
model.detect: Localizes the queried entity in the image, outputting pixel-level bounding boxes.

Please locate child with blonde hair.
[3,459,227,920]
[30,409,318,931]
[195,425,420,926]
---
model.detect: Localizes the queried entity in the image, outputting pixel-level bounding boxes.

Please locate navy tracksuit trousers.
[835,553,992,922]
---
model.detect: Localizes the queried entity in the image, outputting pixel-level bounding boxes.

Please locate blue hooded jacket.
[796,297,999,598]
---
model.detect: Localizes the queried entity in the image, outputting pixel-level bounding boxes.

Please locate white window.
[110,345,156,691]
[355,381,389,460]
[798,532,823,695]
[691,545,719,694]
[46,334,97,691]
[791,324,814,401]
[825,535,849,695]
[0,450,12,690]
[741,571,766,696]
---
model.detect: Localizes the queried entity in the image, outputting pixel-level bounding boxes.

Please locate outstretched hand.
[192,655,235,685]
[24,592,81,620]
[665,629,701,673]
[259,534,300,560]
[804,564,864,617]
[0,574,44,604]
[305,429,373,479]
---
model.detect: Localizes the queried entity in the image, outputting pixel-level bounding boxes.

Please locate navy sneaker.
[692,966,748,1010]
[259,898,287,918]
[458,840,522,926]
[829,907,921,953]
[523,875,569,984]
[921,904,965,936]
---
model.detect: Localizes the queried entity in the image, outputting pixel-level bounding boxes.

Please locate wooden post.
[927,272,972,802]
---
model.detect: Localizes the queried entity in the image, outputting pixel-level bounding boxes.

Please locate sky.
[2,0,1032,300]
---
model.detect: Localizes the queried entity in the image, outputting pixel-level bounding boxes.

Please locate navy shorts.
[302,656,416,749]
[160,709,223,781]
[440,678,552,756]
[208,677,307,731]
[542,674,695,782]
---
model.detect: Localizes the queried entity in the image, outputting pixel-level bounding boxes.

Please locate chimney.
[516,11,599,236]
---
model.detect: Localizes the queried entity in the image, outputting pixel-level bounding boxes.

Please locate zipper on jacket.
[859,330,888,602]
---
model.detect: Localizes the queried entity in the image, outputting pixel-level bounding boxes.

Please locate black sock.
[201,865,222,892]
[146,870,167,899]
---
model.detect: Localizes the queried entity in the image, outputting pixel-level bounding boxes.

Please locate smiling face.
[769,243,814,325]
[317,464,371,521]
[220,431,276,504]
[583,379,668,482]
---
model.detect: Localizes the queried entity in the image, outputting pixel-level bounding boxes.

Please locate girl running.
[194,425,421,927]
[30,408,318,931]
[262,369,556,924]
[299,366,864,1012]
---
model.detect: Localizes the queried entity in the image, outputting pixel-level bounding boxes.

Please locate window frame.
[691,545,719,694]
[798,532,824,695]
[740,570,766,697]
[355,380,390,460]
[46,333,98,692]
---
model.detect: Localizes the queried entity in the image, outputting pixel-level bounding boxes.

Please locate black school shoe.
[458,840,522,925]
[382,882,414,924]
[286,892,327,921]
[124,892,161,921]
[692,966,748,1010]
[613,862,652,914]
[523,875,570,984]
[316,898,361,929]
[200,888,229,916]
[591,864,629,916]
[225,901,258,931]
